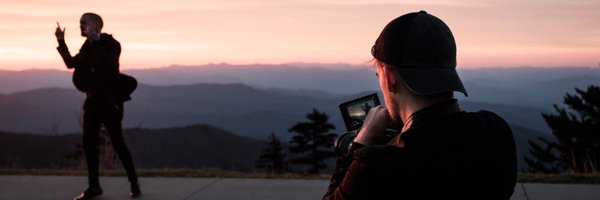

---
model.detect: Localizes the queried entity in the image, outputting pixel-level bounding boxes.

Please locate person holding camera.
[323,11,517,199]
[55,13,141,200]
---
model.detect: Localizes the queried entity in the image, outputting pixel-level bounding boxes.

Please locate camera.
[334,93,398,157]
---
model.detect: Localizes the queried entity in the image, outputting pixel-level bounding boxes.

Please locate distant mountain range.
[1,64,599,109]
[1,64,597,135]
[0,82,549,171]
[457,67,600,109]
[1,63,597,171]
[0,82,549,137]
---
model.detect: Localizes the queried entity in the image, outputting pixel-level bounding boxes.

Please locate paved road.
[1,175,599,200]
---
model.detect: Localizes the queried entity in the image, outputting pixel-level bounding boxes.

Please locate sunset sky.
[0,0,598,70]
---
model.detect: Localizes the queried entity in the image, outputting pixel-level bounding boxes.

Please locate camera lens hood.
[334,130,358,157]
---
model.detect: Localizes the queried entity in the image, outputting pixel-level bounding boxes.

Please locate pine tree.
[525,85,600,173]
[288,109,337,174]
[255,133,287,173]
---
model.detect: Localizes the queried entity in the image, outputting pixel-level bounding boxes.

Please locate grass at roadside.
[1,168,598,184]
[517,173,600,184]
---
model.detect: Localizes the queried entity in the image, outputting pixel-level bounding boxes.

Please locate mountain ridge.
[0,83,551,137]
[1,64,598,110]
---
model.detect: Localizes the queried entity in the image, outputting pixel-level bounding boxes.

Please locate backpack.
[72,69,137,102]
[118,73,137,102]
[72,66,89,93]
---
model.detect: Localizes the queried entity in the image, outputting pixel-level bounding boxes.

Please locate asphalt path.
[1,175,599,200]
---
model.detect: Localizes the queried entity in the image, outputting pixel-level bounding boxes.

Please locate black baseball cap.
[371,10,468,96]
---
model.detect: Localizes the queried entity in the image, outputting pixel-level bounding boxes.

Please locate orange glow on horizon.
[0,0,599,71]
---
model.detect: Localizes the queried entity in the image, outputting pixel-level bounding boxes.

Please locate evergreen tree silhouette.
[526,85,600,173]
[288,109,337,174]
[255,133,287,173]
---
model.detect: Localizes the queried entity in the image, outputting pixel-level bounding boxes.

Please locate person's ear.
[383,67,398,93]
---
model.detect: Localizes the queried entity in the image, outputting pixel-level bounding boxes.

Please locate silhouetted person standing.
[55,12,141,200]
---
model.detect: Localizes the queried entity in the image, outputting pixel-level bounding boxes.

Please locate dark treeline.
[255,109,337,174]
[526,85,600,173]
[0,125,263,171]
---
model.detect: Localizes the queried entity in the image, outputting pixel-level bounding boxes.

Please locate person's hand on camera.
[353,105,392,145]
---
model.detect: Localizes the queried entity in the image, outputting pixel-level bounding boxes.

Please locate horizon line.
[0,62,598,72]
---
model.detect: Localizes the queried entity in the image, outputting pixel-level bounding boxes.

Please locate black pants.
[83,98,138,187]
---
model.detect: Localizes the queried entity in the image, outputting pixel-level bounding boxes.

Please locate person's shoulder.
[101,33,116,39]
[461,110,512,134]
[460,109,503,121]
[100,33,120,44]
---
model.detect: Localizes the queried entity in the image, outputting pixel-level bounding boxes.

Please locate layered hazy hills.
[0,82,551,170]
[1,63,598,171]
[2,64,599,109]
[459,67,600,109]
[0,83,338,135]
[0,82,549,138]
[1,64,598,136]
[0,124,263,171]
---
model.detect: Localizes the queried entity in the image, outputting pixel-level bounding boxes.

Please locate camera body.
[334,93,398,157]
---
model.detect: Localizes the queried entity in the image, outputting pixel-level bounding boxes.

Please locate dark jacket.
[57,33,122,105]
[323,100,517,200]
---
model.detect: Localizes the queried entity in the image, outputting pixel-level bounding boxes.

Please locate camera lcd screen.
[339,93,380,131]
